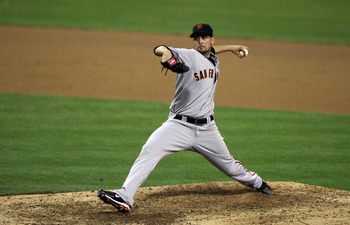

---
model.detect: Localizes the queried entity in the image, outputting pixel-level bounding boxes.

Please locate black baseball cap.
[190,23,213,38]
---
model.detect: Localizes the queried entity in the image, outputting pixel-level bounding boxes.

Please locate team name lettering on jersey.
[194,69,214,81]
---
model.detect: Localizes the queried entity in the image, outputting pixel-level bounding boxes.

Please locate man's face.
[193,34,215,56]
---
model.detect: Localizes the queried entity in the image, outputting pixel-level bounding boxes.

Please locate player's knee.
[219,159,244,177]
[140,143,158,156]
[141,142,170,159]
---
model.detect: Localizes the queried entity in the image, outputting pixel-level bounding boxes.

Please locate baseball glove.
[161,56,189,75]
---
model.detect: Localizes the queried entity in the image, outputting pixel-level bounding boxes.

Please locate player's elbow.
[154,45,169,57]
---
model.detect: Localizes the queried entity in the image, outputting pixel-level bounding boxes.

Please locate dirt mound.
[1,182,349,224]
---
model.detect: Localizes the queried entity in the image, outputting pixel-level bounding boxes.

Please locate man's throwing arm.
[213,45,249,58]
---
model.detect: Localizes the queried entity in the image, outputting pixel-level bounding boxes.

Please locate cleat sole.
[98,192,130,213]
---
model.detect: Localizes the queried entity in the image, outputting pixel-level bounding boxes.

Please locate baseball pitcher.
[98,24,274,213]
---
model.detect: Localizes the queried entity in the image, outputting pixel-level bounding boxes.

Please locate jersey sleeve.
[166,47,195,69]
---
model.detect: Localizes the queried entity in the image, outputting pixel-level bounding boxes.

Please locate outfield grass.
[1,93,349,195]
[0,0,349,44]
[1,0,349,195]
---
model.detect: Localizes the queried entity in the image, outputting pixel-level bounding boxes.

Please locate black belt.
[174,115,214,125]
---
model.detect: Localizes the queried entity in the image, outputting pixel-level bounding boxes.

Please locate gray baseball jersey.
[167,47,219,118]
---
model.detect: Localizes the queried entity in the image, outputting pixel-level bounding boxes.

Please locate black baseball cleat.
[256,181,274,195]
[98,189,131,213]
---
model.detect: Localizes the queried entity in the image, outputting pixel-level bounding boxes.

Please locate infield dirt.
[0,26,350,224]
[1,26,350,114]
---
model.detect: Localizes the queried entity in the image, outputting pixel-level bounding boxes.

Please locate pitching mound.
[1,182,349,224]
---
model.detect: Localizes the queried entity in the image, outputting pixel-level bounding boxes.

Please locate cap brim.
[190,32,212,38]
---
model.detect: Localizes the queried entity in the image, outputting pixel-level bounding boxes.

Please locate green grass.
[0,0,349,44]
[1,93,349,195]
[0,93,168,195]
